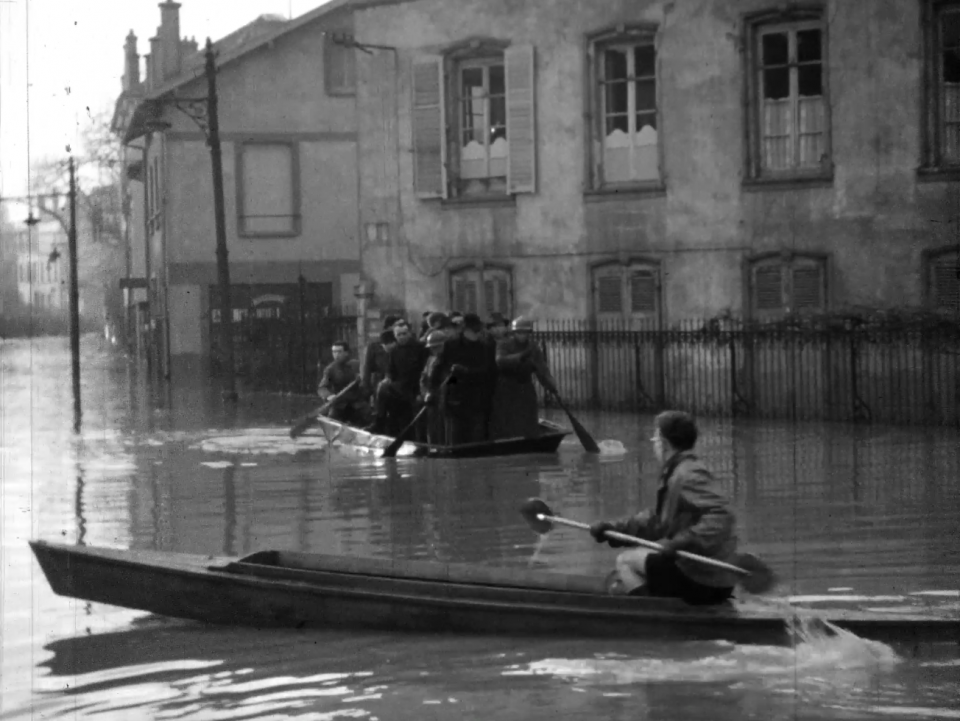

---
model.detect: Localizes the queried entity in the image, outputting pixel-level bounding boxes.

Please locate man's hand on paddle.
[589,521,630,548]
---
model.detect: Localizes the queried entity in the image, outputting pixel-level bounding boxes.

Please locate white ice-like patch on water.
[597,440,627,456]
[909,590,960,597]
[200,461,233,469]
[828,587,854,592]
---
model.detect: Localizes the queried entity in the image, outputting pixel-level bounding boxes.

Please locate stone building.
[116,0,362,379]
[352,0,960,325]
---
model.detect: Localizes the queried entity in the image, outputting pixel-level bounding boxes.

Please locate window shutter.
[792,265,824,310]
[505,44,537,194]
[629,270,658,314]
[596,274,622,314]
[933,258,960,311]
[754,265,783,311]
[412,56,447,199]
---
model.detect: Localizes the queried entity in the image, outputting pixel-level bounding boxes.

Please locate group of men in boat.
[315,311,558,445]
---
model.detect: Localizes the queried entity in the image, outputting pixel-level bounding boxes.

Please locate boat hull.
[29,541,959,647]
[306,417,569,458]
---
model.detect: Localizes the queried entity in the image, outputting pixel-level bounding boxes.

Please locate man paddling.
[590,410,739,605]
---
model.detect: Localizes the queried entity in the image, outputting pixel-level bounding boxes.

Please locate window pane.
[606,114,629,134]
[606,80,628,114]
[763,67,790,99]
[490,97,506,137]
[604,48,628,80]
[761,32,789,66]
[461,68,486,146]
[634,45,656,77]
[933,257,960,311]
[797,29,822,62]
[488,64,505,95]
[798,65,822,97]
[635,79,656,111]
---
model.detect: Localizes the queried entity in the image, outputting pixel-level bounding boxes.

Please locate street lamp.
[147,38,236,401]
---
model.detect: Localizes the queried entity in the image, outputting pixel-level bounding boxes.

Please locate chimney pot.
[158,1,182,81]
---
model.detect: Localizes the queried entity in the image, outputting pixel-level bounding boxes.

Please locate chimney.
[158,1,182,81]
[144,53,154,92]
[122,31,140,92]
[148,35,161,88]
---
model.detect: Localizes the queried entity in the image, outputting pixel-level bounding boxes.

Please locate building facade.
[352,0,960,325]
[14,218,68,313]
[116,1,362,379]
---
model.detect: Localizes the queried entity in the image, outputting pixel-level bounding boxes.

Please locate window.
[926,248,960,311]
[592,261,661,324]
[412,41,537,199]
[587,25,660,188]
[325,34,356,96]
[448,264,513,318]
[236,142,300,236]
[748,253,827,317]
[922,1,960,169]
[744,10,830,180]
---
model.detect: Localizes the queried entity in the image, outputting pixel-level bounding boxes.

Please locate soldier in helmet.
[489,316,558,439]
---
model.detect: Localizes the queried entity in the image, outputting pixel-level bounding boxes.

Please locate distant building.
[13,216,68,313]
[352,0,960,324]
[114,0,361,379]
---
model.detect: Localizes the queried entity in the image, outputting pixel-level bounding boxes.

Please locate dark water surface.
[1,336,958,720]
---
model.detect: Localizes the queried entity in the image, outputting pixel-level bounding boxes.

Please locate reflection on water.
[1,336,959,721]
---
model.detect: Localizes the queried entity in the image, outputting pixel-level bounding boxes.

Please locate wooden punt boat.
[304,416,570,458]
[29,541,959,647]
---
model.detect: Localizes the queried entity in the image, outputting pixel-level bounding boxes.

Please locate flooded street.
[2,336,959,720]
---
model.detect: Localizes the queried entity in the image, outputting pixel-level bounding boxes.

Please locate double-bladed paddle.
[519,497,778,595]
[289,378,361,439]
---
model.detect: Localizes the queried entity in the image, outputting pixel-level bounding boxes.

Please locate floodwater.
[1,336,958,721]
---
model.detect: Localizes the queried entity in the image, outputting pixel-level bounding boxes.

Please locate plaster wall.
[356,0,959,320]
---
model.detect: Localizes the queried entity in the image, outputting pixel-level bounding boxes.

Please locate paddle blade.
[519,498,554,535]
[289,410,320,439]
[734,553,778,595]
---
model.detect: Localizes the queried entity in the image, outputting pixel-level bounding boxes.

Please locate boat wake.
[190,428,330,455]
[502,611,899,687]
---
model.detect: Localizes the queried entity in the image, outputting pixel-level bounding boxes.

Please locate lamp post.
[148,37,236,400]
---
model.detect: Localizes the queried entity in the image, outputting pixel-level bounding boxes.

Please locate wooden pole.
[205,38,237,401]
[68,157,82,431]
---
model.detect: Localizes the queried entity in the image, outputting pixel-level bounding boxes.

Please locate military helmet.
[425,330,446,347]
[510,316,534,332]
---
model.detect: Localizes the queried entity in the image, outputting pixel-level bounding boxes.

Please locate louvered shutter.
[464,280,478,313]
[505,44,537,194]
[412,56,447,199]
[596,274,623,314]
[754,265,783,311]
[792,265,824,310]
[629,270,658,314]
[934,258,960,311]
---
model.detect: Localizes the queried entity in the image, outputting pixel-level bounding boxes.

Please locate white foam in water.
[597,439,627,456]
[503,608,899,687]
[786,595,906,604]
[192,428,329,455]
[909,590,960,597]
[200,461,233,469]
[828,587,854,592]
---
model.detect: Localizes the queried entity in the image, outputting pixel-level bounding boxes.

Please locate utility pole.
[205,37,237,401]
[68,157,82,431]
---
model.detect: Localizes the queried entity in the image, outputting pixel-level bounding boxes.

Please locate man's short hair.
[382,314,400,330]
[332,340,350,353]
[654,410,698,452]
[379,330,396,344]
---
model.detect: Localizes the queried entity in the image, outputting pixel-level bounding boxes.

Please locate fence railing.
[533,317,960,427]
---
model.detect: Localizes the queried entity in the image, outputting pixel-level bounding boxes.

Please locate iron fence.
[211,300,358,394]
[533,317,960,427]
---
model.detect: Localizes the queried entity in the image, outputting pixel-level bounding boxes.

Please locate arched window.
[748,252,827,317]
[448,263,513,318]
[925,248,960,312]
[592,259,661,325]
